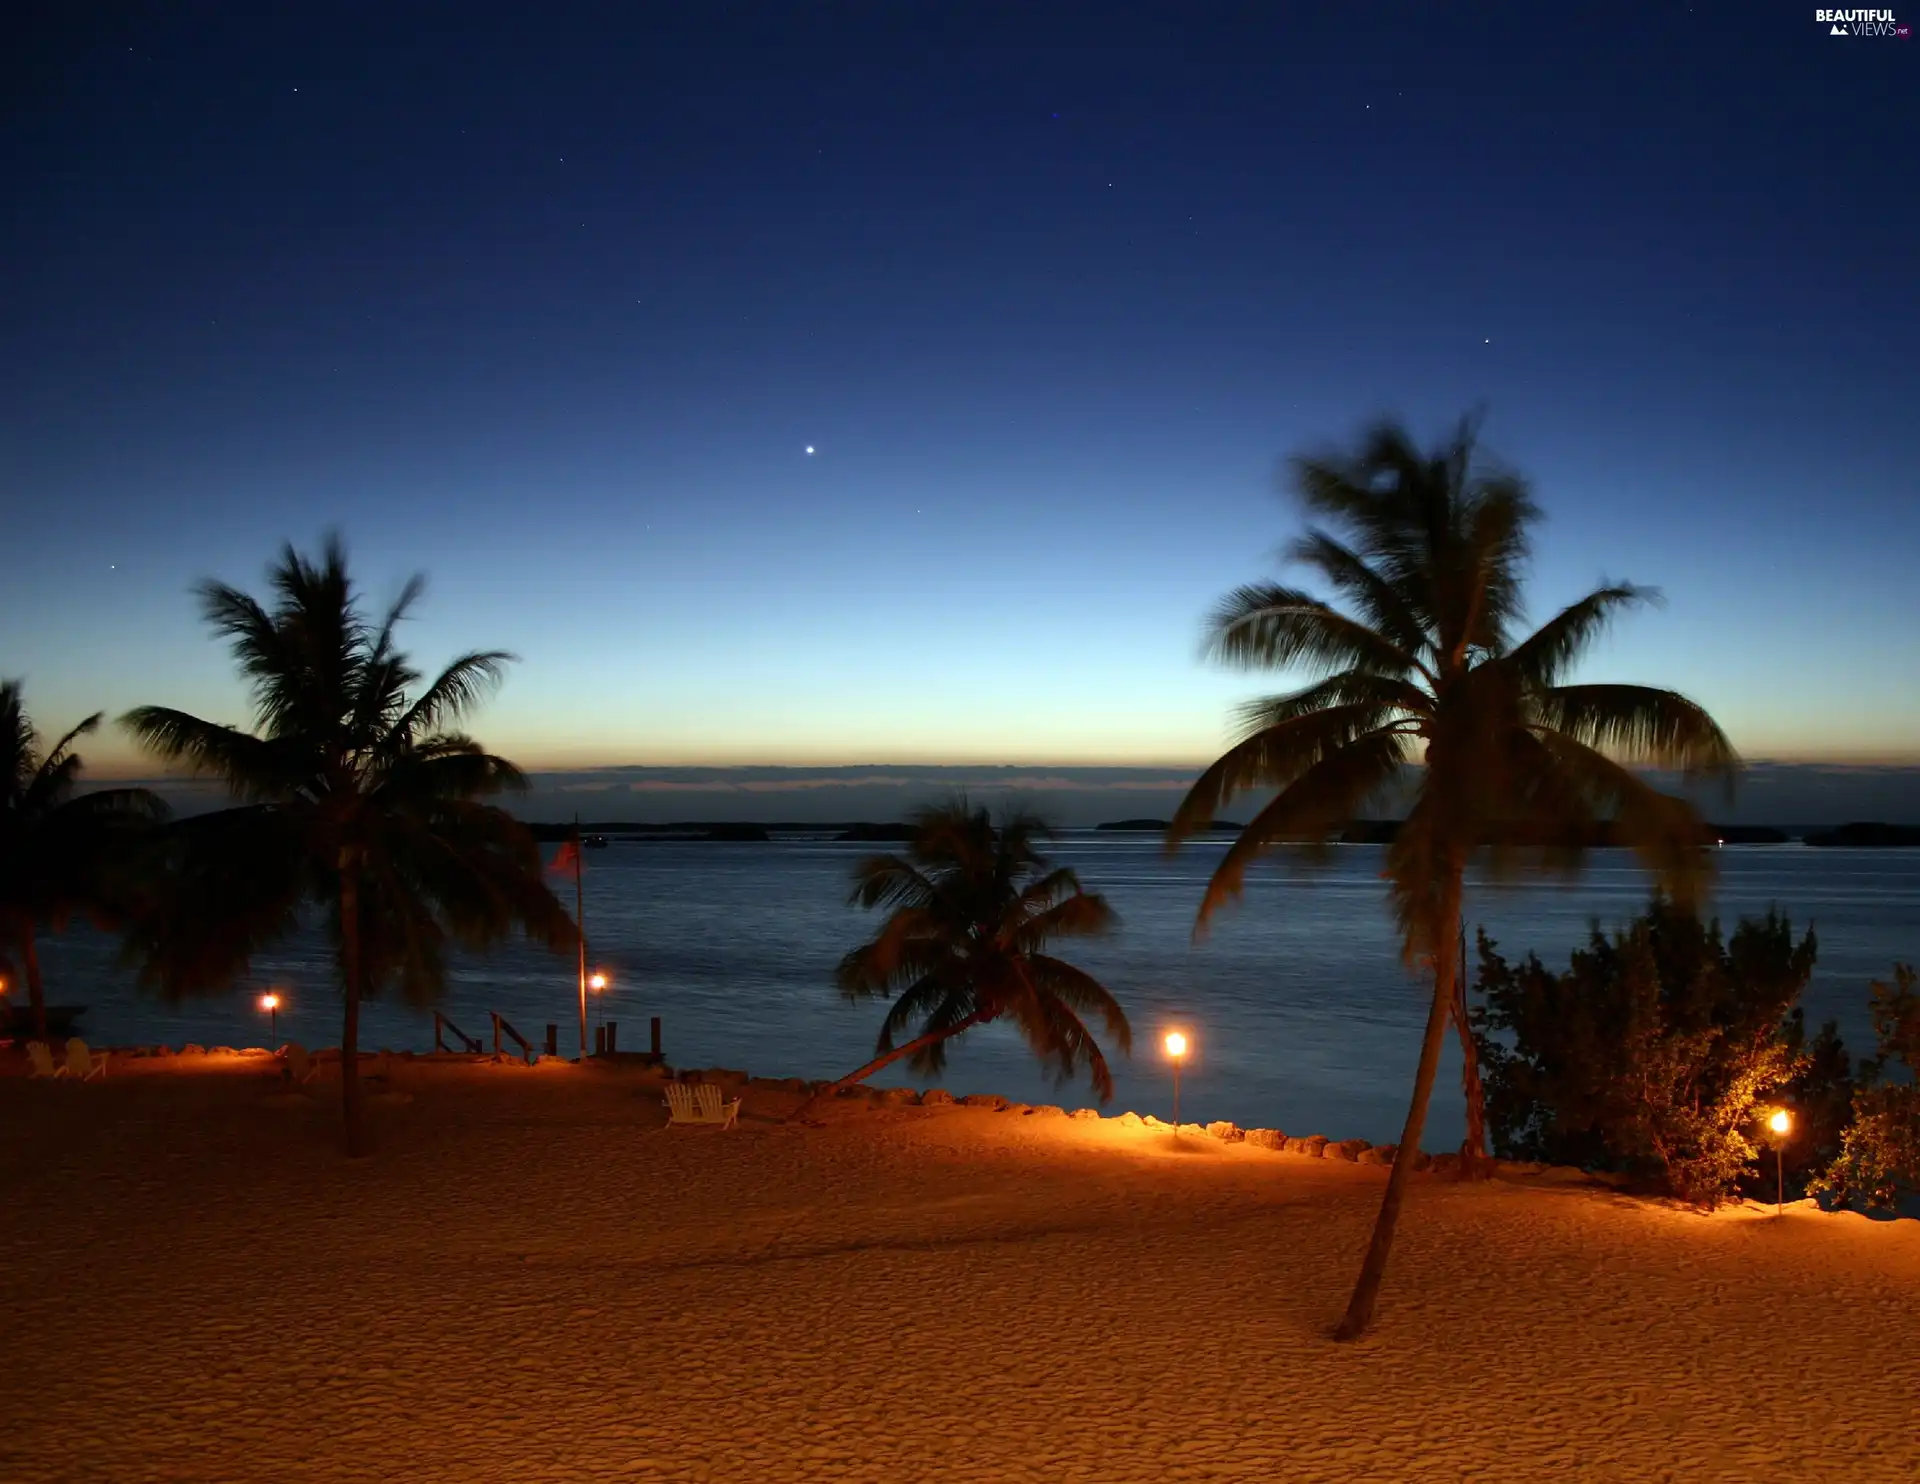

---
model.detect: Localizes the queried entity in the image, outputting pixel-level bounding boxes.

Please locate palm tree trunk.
[1335,870,1463,1341]
[23,929,47,1043]
[338,862,367,1158]
[1453,978,1488,1176]
[788,1010,992,1122]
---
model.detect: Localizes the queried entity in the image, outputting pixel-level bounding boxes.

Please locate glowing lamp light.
[259,993,280,1013]
[258,991,282,1042]
[1766,1107,1792,1214]
[588,972,608,992]
[1163,1030,1191,1135]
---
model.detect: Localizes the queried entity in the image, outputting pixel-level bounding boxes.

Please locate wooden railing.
[433,1012,482,1054]
[491,1012,534,1064]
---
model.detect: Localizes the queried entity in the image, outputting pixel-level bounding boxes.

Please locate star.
[805,446,816,455]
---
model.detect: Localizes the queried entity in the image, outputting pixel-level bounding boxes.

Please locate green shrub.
[1471,895,1830,1207]
[1810,965,1920,1211]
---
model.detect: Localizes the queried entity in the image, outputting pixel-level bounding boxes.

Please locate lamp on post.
[588,970,609,1049]
[1164,1030,1189,1138]
[259,992,281,1044]
[1768,1107,1792,1215]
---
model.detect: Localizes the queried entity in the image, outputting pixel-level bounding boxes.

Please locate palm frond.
[387,651,517,747]
[846,852,938,912]
[1284,531,1433,668]
[1193,726,1413,933]
[52,787,170,826]
[1530,684,1740,785]
[1502,584,1659,683]
[119,707,288,799]
[1166,703,1413,851]
[875,973,968,1054]
[118,808,309,998]
[1006,887,1118,950]
[1229,672,1429,739]
[1027,954,1132,1055]
[836,909,944,998]
[1205,584,1421,678]
[1529,731,1715,907]
[900,985,993,1076]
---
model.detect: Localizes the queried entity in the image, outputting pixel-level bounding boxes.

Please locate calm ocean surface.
[29,838,1920,1148]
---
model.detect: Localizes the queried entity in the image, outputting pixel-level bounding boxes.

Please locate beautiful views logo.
[1815,8,1911,34]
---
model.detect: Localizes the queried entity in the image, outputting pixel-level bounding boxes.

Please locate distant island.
[1103,819,1795,846]
[1336,820,1793,847]
[1095,818,1245,832]
[527,820,925,844]
[520,819,1912,847]
[1802,822,1920,848]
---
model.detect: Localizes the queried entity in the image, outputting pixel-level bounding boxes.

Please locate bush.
[1810,965,1920,1211]
[1472,895,1833,1207]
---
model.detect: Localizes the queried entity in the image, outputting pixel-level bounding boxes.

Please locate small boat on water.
[1,1004,87,1040]
[583,834,609,849]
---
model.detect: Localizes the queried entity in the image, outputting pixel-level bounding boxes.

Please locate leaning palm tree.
[811,799,1129,1108]
[0,682,167,1039]
[1167,416,1738,1339]
[120,538,576,1155]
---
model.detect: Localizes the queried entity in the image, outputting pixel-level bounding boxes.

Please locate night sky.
[5,5,1916,794]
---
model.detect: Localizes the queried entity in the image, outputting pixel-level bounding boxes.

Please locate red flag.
[548,839,582,878]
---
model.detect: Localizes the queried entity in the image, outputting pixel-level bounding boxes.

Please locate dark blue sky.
[5,3,1915,779]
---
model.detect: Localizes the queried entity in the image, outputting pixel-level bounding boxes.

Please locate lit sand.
[3,1060,1917,1483]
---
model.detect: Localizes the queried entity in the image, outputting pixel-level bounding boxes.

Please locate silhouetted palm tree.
[120,539,575,1155]
[819,799,1129,1104]
[1167,417,1738,1339]
[0,682,166,1040]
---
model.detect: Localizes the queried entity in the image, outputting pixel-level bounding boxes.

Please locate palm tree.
[120,538,576,1155]
[1167,417,1738,1339]
[815,799,1129,1105]
[0,682,167,1040]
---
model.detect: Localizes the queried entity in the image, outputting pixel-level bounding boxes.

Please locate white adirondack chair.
[26,1042,64,1079]
[64,1039,107,1081]
[282,1044,318,1085]
[664,1081,740,1129]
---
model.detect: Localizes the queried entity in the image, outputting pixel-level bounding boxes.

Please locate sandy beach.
[4,1057,1917,1484]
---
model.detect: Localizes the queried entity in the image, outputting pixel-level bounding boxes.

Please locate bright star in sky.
[805,445,815,455]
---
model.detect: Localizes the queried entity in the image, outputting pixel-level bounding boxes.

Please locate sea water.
[26,838,1920,1147]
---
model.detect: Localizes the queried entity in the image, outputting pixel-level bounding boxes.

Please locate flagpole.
[575,814,588,1061]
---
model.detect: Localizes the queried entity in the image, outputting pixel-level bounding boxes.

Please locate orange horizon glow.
[67,746,1920,784]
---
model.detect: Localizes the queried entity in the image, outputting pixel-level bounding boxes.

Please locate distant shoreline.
[525,819,1920,847]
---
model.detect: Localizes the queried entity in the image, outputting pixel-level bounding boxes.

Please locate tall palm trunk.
[23,929,47,1042]
[789,1010,992,1122]
[1453,979,1488,1175]
[1335,868,1463,1341]
[338,860,367,1158]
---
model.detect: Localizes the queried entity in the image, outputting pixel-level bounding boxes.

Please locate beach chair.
[664,1081,740,1129]
[64,1039,107,1081]
[282,1044,318,1085]
[26,1042,65,1079]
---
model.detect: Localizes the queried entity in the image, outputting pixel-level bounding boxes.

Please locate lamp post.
[1164,1030,1188,1137]
[259,992,280,1044]
[588,971,608,1048]
[1768,1107,1792,1215]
